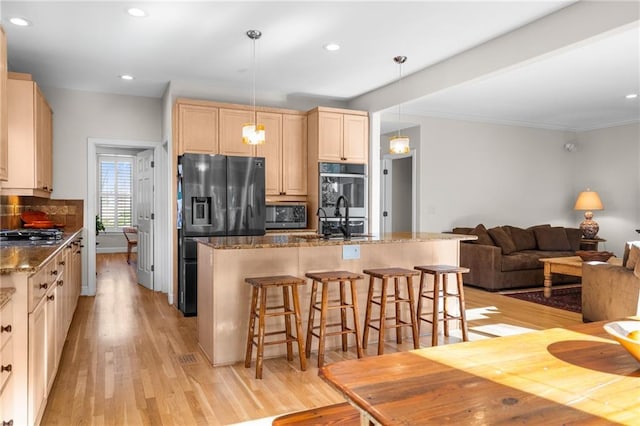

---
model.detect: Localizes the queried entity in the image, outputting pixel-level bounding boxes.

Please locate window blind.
[98,155,134,231]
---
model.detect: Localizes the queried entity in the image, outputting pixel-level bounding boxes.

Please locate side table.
[580,237,606,251]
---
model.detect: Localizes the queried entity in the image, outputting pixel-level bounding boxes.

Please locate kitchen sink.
[295,234,373,241]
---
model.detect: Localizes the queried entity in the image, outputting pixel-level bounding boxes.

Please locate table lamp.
[574,189,603,239]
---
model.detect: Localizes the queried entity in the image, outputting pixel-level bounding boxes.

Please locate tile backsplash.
[0,196,84,230]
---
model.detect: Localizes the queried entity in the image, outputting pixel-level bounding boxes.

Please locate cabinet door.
[177,103,218,154]
[343,114,368,163]
[45,287,57,393]
[255,112,282,196]
[317,112,343,162]
[28,299,46,426]
[5,79,36,190]
[39,91,53,193]
[0,27,7,182]
[282,114,307,195]
[219,108,255,157]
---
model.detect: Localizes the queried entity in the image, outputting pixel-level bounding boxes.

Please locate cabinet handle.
[39,283,48,290]
[58,280,64,287]
[80,245,85,248]
[59,260,66,266]
[1,364,11,373]
[43,186,48,190]
[47,295,55,301]
[49,188,54,192]
[0,325,11,333]
[66,245,72,250]
[3,419,13,426]
[51,270,58,275]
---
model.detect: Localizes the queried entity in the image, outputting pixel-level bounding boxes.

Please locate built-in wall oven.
[319,162,367,234]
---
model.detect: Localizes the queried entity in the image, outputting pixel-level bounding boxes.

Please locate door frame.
[381,150,417,234]
[87,138,167,297]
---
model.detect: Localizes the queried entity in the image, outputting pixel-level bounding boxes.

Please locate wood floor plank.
[41,253,582,425]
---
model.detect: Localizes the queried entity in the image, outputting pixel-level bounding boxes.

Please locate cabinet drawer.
[0,337,12,393]
[29,268,50,312]
[0,374,14,426]
[0,299,12,351]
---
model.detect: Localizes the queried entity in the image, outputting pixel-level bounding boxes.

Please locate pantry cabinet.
[309,107,368,164]
[175,101,218,155]
[0,26,8,182]
[1,73,53,197]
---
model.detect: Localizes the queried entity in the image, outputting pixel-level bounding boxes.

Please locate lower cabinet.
[1,230,83,426]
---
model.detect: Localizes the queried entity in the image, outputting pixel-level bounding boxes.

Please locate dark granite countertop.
[0,228,84,274]
[196,232,476,250]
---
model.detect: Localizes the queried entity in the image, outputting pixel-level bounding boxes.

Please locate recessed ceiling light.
[120,75,134,81]
[10,17,31,26]
[323,43,340,52]
[127,8,147,17]
[625,93,638,99]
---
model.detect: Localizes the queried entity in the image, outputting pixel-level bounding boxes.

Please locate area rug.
[503,286,582,313]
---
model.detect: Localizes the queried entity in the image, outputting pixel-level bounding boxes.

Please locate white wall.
[40,86,162,294]
[574,123,640,255]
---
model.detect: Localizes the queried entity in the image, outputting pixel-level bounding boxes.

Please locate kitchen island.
[196,232,475,366]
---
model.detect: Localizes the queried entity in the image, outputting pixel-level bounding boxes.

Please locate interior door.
[136,149,154,289]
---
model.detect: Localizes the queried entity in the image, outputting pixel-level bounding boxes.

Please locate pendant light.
[242,30,266,145]
[390,55,410,154]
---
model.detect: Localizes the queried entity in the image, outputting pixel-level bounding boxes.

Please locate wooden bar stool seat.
[244,275,307,379]
[414,265,470,347]
[362,267,420,355]
[305,270,364,368]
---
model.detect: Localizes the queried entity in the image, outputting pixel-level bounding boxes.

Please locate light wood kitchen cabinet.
[0,297,14,426]
[0,26,8,182]
[309,107,368,164]
[175,101,218,155]
[255,112,307,197]
[1,230,83,426]
[1,73,54,198]
[219,108,255,157]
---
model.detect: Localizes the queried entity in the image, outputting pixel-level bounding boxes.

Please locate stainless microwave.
[265,203,307,229]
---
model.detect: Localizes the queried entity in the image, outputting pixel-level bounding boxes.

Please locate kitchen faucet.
[334,195,351,240]
[316,207,331,239]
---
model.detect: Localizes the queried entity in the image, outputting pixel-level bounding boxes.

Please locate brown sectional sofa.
[452,224,582,291]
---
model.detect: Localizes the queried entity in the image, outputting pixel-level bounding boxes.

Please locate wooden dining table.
[319,318,640,425]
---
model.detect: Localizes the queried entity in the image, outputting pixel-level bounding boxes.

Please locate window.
[98,154,134,231]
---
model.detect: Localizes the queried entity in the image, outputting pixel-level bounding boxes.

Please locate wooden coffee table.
[539,256,582,298]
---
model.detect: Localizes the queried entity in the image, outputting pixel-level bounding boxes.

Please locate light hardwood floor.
[41,253,582,425]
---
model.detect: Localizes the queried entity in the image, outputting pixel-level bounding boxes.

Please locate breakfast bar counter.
[196,233,475,366]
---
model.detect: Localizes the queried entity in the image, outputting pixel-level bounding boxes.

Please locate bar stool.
[362,267,420,355]
[414,265,470,347]
[244,275,307,379]
[305,270,364,368]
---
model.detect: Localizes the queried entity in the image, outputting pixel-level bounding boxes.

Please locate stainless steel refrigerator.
[178,154,265,316]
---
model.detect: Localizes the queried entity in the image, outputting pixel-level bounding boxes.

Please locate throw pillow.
[527,224,551,230]
[564,228,582,252]
[469,224,495,246]
[505,226,536,251]
[534,227,571,251]
[626,244,640,270]
[488,226,517,254]
[623,241,640,268]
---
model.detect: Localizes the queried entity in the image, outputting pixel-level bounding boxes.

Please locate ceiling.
[2,1,639,132]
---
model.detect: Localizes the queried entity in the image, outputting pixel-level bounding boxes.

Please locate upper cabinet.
[175,101,218,155]
[1,73,53,198]
[308,107,368,164]
[256,112,307,196]
[219,108,255,157]
[0,26,8,182]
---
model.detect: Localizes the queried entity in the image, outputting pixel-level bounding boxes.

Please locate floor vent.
[177,352,199,365]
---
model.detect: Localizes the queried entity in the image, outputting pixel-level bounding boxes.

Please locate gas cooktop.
[0,228,64,247]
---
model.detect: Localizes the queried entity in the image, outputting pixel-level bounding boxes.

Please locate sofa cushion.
[534,227,571,251]
[488,226,517,255]
[501,252,543,271]
[627,244,640,270]
[505,226,537,251]
[564,228,582,252]
[452,227,473,235]
[469,224,495,246]
[623,241,640,268]
[527,224,551,230]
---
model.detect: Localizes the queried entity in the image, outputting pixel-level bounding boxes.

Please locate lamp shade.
[390,135,410,154]
[574,190,604,211]
[242,123,265,145]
